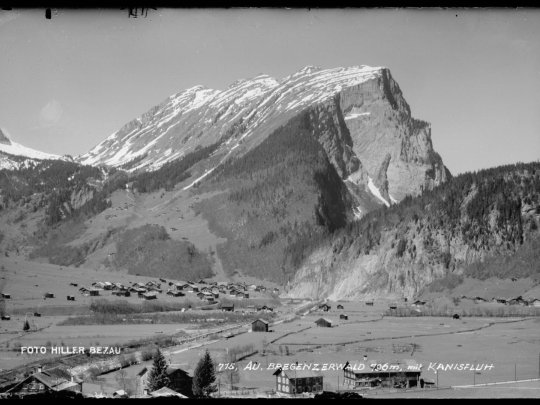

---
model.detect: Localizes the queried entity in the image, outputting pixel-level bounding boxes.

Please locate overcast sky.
[0,8,539,174]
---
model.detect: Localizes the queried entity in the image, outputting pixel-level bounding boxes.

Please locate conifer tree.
[192,350,217,397]
[147,348,170,392]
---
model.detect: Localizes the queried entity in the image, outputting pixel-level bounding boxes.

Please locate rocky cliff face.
[78,65,449,214]
[287,163,540,300]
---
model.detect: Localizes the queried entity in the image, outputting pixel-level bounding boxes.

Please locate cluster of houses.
[69,278,279,307]
[461,295,540,306]
[166,280,279,303]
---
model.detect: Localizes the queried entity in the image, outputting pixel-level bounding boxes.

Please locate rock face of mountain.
[78,65,449,214]
[287,162,540,300]
[0,128,63,170]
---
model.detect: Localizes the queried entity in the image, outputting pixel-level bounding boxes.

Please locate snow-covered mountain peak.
[0,128,65,170]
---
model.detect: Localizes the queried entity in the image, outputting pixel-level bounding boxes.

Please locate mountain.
[2,65,451,286]
[286,162,540,300]
[0,128,66,170]
[78,65,450,213]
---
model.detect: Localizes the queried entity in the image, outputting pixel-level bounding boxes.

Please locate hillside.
[287,162,540,300]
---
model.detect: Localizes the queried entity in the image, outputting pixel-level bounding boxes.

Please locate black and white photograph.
[0,8,539,399]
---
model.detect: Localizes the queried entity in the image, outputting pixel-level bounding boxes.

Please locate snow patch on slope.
[368,177,390,207]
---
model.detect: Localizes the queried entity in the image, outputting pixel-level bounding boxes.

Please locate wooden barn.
[220,304,234,312]
[251,319,269,332]
[365,301,374,306]
[337,304,344,310]
[88,289,100,297]
[319,304,331,312]
[275,370,323,395]
[315,318,332,328]
[340,314,348,320]
[43,292,55,299]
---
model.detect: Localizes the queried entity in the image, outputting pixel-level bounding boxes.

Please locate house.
[389,304,397,310]
[88,289,100,297]
[173,283,184,291]
[1,293,11,299]
[276,370,323,395]
[1,315,10,320]
[34,312,41,317]
[474,296,487,304]
[315,318,332,328]
[413,300,426,306]
[168,290,184,297]
[529,298,540,307]
[112,290,131,297]
[257,305,274,313]
[103,282,114,290]
[344,360,421,389]
[6,366,82,396]
[69,283,78,287]
[508,296,528,306]
[220,304,234,312]
[235,292,245,299]
[319,304,331,312]
[272,288,280,294]
[248,284,257,291]
[183,284,198,293]
[136,366,192,398]
[243,293,250,299]
[340,314,348,320]
[252,319,269,332]
[495,298,507,304]
[66,296,75,301]
[44,292,55,299]
[142,292,157,300]
[365,301,374,306]
[337,304,344,310]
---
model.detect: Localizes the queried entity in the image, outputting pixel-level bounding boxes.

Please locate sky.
[0,8,539,175]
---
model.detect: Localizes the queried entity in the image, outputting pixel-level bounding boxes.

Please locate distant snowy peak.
[0,130,60,161]
[78,65,388,171]
[0,128,67,170]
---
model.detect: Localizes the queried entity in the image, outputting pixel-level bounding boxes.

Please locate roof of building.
[282,370,322,379]
[315,318,332,324]
[8,367,77,393]
[253,318,269,324]
[150,387,188,398]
